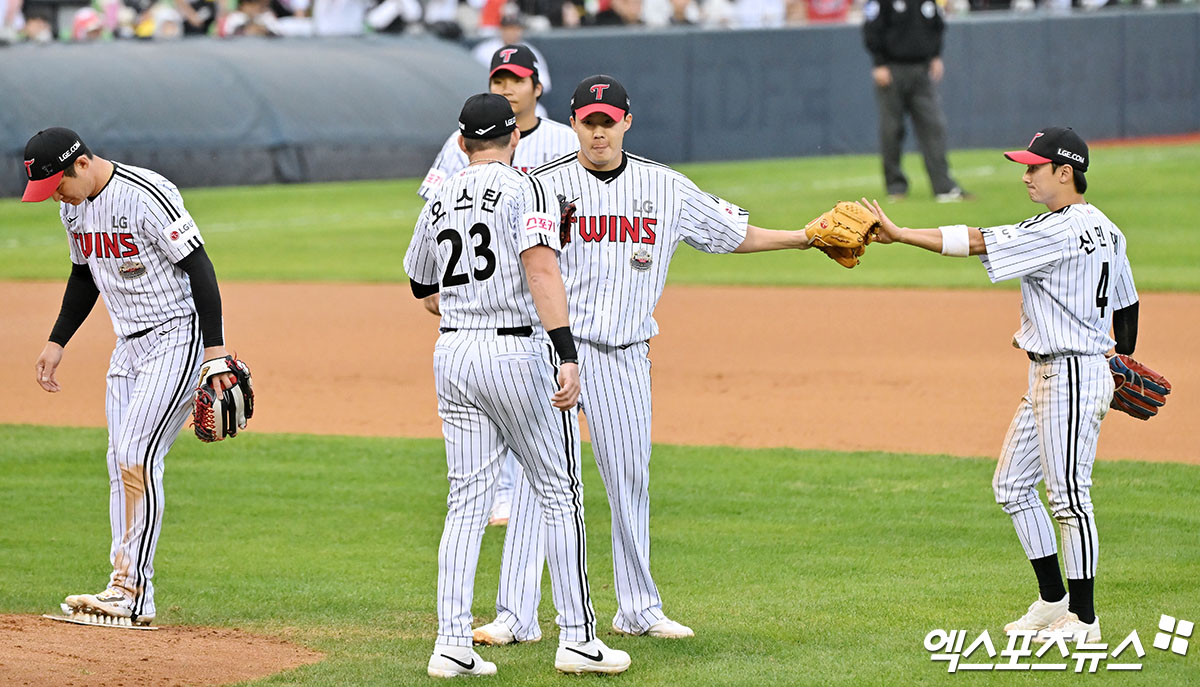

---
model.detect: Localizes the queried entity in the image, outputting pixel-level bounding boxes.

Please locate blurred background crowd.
[0,0,1187,45]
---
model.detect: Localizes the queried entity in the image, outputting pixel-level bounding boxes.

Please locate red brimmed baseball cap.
[490,44,538,80]
[1004,127,1089,171]
[571,75,630,121]
[22,127,88,202]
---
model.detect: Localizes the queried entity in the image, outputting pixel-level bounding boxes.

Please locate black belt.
[128,326,154,340]
[440,326,534,337]
[1027,351,1078,363]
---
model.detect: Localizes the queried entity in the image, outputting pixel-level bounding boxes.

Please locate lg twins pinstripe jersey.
[532,153,748,347]
[979,203,1137,356]
[418,119,579,200]
[404,161,559,329]
[61,163,204,337]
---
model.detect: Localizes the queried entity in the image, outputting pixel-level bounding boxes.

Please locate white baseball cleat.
[554,638,631,674]
[488,501,511,527]
[1004,595,1069,634]
[63,587,154,625]
[427,646,497,678]
[613,617,694,639]
[472,620,531,646]
[1034,612,1101,644]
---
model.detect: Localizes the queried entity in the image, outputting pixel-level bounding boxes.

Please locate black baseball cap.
[458,93,517,140]
[1004,127,1089,172]
[22,127,88,202]
[571,75,630,121]
[490,44,537,80]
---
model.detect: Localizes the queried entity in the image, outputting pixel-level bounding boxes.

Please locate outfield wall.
[1,8,1197,197]
[532,8,1200,164]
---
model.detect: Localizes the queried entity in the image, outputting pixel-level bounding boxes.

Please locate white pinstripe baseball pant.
[104,314,203,620]
[993,354,1113,580]
[494,340,664,638]
[432,330,596,647]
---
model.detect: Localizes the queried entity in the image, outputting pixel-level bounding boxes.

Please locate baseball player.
[473,75,823,645]
[419,43,579,528]
[24,127,238,627]
[418,44,577,202]
[865,127,1138,643]
[404,93,630,677]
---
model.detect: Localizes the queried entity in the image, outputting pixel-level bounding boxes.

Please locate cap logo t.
[499,48,517,63]
[1028,132,1044,148]
[24,159,34,178]
[590,84,610,100]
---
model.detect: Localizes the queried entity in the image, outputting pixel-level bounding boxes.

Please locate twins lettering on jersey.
[71,230,139,258]
[571,215,658,244]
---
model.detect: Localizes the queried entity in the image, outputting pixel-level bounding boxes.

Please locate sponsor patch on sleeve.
[522,212,558,241]
[423,169,447,189]
[162,212,201,245]
[990,224,1020,246]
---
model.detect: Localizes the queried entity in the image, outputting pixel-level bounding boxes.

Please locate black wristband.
[547,326,578,364]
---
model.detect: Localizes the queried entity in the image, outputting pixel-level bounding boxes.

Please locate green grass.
[1,424,1196,685]
[3,143,1199,290]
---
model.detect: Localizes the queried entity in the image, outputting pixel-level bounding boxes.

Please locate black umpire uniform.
[863,0,963,199]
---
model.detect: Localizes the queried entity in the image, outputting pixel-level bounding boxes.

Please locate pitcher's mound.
[0,614,323,686]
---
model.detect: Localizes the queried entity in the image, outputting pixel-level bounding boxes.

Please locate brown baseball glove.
[1108,354,1171,420]
[193,355,254,442]
[804,201,880,268]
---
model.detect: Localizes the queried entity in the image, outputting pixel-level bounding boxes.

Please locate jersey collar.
[583,152,628,184]
[520,118,541,137]
[88,162,117,203]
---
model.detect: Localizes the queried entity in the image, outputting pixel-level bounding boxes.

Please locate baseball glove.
[557,194,577,248]
[193,355,254,442]
[804,201,880,268]
[1108,354,1171,421]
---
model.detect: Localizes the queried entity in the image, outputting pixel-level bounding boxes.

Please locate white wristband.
[939,225,970,257]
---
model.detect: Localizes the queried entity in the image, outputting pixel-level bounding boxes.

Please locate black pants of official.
[874,61,958,197]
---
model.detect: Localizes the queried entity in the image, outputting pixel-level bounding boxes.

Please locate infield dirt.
[2,281,1195,463]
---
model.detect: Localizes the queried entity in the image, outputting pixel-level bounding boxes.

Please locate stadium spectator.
[365,0,421,33]
[800,0,850,24]
[644,0,699,26]
[23,14,54,42]
[176,0,222,35]
[222,0,282,35]
[271,0,310,18]
[152,5,186,38]
[586,0,644,26]
[423,0,464,38]
[72,7,105,41]
[1,0,23,44]
[732,0,784,27]
[312,0,370,35]
[506,0,582,27]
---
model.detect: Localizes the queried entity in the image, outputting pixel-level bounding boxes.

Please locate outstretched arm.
[864,198,987,256]
[732,224,813,254]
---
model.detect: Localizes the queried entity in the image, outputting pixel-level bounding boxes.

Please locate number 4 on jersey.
[1096,261,1110,316]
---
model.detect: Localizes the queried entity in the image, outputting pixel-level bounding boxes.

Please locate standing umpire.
[863,0,967,202]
